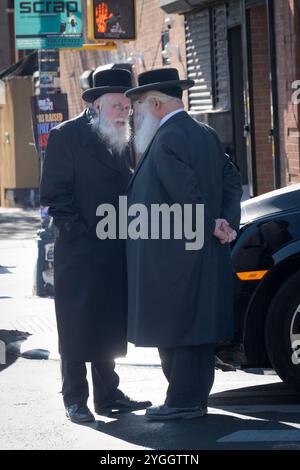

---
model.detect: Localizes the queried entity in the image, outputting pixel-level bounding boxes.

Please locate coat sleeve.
[154,134,216,235]
[221,154,243,233]
[207,126,243,233]
[40,127,87,241]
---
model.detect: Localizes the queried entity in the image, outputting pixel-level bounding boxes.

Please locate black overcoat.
[40,110,131,361]
[127,111,243,348]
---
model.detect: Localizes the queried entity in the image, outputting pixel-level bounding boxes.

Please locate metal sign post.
[35,49,62,296]
[38,50,61,164]
[14,1,82,296]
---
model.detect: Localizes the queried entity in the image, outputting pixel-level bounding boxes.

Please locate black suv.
[218,184,300,391]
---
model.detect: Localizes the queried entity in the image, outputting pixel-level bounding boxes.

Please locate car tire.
[265,270,300,391]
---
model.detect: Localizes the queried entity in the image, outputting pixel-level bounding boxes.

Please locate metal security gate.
[185,1,242,114]
[185,4,230,113]
[185,8,213,113]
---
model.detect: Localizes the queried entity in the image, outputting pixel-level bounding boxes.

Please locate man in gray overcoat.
[40,68,151,423]
[125,68,243,420]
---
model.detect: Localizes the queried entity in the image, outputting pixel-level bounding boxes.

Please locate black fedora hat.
[125,68,194,100]
[82,67,132,103]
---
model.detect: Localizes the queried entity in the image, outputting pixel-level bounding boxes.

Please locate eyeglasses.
[109,103,133,114]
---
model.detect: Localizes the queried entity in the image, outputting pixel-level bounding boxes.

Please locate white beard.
[134,104,160,155]
[90,114,130,156]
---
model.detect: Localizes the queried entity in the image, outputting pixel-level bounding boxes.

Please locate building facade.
[0,0,39,207]
[59,0,300,197]
[0,1,299,202]
[159,0,300,196]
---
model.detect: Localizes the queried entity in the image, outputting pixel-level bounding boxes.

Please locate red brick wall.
[125,1,186,72]
[275,0,300,185]
[275,0,287,187]
[249,5,274,195]
[123,0,187,105]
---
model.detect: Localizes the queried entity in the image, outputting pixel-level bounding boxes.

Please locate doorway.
[244,2,275,196]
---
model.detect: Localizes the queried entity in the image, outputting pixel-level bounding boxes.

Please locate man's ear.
[153,99,163,117]
[94,104,101,116]
[92,99,102,116]
[155,99,162,110]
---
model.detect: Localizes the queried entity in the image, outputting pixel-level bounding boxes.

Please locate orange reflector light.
[236,270,269,281]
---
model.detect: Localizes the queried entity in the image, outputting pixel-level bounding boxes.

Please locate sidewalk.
[0,207,160,365]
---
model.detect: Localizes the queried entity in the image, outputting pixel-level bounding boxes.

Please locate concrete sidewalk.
[0,207,160,365]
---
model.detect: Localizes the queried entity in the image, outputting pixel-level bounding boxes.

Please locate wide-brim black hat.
[125,68,194,100]
[82,68,132,103]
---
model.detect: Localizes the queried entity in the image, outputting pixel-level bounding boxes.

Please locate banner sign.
[31,93,69,156]
[15,0,83,49]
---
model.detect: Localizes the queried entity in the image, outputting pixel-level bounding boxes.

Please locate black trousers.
[158,344,215,408]
[61,359,124,407]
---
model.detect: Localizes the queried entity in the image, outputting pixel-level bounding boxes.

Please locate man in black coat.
[40,68,151,423]
[125,68,243,421]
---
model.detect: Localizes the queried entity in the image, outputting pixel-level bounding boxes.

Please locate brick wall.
[123,0,187,105]
[124,1,186,72]
[275,0,300,185]
[249,5,274,195]
[275,0,287,187]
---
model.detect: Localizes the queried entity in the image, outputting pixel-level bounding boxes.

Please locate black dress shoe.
[95,395,152,414]
[65,404,95,423]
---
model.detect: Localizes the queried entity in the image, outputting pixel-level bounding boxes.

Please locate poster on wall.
[31,93,69,296]
[31,93,69,158]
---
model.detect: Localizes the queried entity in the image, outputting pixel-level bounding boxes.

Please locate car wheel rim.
[289,303,300,366]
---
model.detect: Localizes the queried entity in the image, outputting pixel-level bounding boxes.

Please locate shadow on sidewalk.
[0,209,40,240]
[76,382,300,450]
[0,266,15,275]
[208,381,300,407]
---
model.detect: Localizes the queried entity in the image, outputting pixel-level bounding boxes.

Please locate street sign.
[14,0,83,49]
[88,0,136,41]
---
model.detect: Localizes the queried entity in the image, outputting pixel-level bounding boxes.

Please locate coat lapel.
[127,111,189,191]
[126,135,156,190]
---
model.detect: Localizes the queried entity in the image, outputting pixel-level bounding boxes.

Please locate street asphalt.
[1,207,300,451]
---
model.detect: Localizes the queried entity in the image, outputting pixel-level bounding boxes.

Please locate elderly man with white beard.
[40,68,151,423]
[126,68,243,421]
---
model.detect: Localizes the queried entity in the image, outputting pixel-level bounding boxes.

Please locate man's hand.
[213,219,237,245]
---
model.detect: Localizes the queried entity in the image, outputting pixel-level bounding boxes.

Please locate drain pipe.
[267,0,281,189]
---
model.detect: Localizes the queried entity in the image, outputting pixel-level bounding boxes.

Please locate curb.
[4,332,161,366]
[3,332,238,371]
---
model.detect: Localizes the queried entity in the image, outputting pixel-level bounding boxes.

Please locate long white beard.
[90,114,130,156]
[134,105,160,155]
